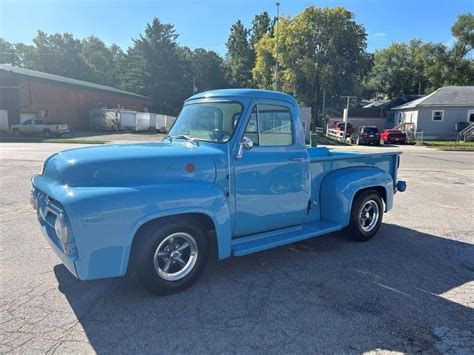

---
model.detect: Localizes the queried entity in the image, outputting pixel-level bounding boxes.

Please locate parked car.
[31,89,406,295]
[381,129,407,144]
[332,121,354,136]
[11,119,69,138]
[350,126,381,145]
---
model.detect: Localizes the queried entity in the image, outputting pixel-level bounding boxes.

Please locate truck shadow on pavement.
[54,223,474,353]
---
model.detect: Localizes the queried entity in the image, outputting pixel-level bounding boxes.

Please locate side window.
[258,104,293,146]
[244,106,259,145]
[23,119,31,125]
[36,119,44,124]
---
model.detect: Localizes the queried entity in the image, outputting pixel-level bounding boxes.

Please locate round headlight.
[55,213,68,243]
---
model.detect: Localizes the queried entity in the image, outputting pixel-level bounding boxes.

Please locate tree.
[0,39,18,65]
[445,13,474,87]
[24,31,93,81]
[451,13,474,57]
[250,12,272,50]
[368,14,473,97]
[369,42,417,97]
[121,18,192,114]
[253,7,370,118]
[190,48,228,92]
[226,20,253,87]
[252,33,276,89]
[80,36,122,86]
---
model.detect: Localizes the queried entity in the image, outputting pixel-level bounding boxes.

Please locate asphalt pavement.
[1,142,473,353]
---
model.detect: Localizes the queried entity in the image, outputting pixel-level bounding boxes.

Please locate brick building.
[0,64,152,129]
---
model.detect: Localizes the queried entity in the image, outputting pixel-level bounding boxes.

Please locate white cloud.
[371,32,386,38]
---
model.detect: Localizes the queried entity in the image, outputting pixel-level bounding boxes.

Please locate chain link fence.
[413,131,470,144]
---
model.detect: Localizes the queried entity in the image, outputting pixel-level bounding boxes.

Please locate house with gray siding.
[392,86,474,140]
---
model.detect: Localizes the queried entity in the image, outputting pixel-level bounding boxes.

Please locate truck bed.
[306,147,400,222]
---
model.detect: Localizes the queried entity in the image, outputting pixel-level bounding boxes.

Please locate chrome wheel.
[359,200,379,232]
[153,232,198,281]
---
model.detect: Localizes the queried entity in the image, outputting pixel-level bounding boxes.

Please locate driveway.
[1,143,473,353]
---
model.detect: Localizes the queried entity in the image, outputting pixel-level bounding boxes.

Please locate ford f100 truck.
[31,89,406,295]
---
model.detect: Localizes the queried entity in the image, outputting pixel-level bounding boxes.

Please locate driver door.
[233,102,310,237]
[22,119,33,134]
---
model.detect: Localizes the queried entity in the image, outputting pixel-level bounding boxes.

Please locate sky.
[1,0,473,55]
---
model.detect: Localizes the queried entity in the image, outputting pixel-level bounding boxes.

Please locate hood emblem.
[185,163,195,173]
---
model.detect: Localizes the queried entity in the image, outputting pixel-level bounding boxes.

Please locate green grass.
[422,140,474,151]
[0,136,107,144]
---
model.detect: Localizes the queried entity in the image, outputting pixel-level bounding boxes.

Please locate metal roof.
[392,86,474,110]
[0,64,150,100]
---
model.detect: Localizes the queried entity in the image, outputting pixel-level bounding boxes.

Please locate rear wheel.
[346,190,383,242]
[12,128,21,137]
[129,218,209,295]
[43,129,52,138]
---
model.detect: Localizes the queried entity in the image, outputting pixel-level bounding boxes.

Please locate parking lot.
[1,142,473,353]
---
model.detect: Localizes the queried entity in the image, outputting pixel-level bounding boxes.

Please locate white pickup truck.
[11,119,70,138]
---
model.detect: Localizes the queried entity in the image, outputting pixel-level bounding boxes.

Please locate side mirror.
[235,136,254,160]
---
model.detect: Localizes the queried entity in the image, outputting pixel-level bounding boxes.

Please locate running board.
[231,221,342,256]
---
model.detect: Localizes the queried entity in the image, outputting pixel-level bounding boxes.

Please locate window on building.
[432,110,444,121]
[468,110,474,123]
[244,104,293,146]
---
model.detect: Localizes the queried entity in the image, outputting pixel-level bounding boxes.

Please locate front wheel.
[346,190,383,242]
[129,219,208,295]
[43,129,52,138]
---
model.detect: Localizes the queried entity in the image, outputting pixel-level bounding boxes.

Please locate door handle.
[289,157,305,163]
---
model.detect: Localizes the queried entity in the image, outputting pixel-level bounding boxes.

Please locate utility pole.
[322,88,326,117]
[193,77,197,94]
[274,1,280,91]
[340,95,357,141]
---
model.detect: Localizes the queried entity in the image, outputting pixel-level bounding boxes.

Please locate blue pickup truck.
[31,89,406,295]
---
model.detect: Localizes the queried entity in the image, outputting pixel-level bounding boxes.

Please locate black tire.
[346,190,383,242]
[12,129,21,137]
[43,129,52,138]
[129,218,209,295]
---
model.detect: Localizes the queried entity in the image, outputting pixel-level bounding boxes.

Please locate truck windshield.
[168,101,243,142]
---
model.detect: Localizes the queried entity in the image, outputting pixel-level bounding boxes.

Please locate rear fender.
[320,167,393,227]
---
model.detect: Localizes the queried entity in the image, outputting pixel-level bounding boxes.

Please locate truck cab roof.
[186,89,297,105]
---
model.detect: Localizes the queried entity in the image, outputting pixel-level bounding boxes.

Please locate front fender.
[127,183,233,262]
[35,180,232,280]
[320,167,394,227]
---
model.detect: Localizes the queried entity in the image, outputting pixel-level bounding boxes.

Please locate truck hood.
[40,141,224,187]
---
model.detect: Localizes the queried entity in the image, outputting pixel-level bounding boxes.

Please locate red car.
[381,129,407,144]
[332,121,354,136]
